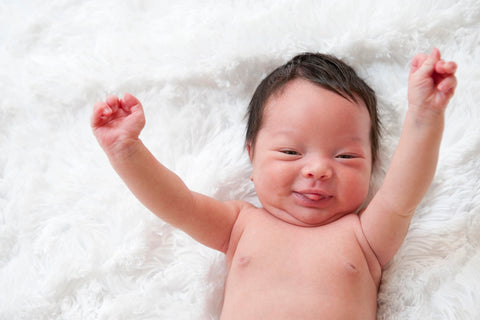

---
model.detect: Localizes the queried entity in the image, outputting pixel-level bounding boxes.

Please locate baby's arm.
[91,93,243,253]
[361,49,457,266]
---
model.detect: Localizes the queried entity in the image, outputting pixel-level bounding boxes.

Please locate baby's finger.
[437,75,457,93]
[435,60,457,75]
[121,93,143,112]
[443,61,457,74]
[435,60,446,74]
[415,48,441,77]
[410,53,428,74]
[91,101,111,128]
[106,95,120,114]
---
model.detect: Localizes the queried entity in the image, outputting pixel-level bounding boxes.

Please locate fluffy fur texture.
[1,1,479,319]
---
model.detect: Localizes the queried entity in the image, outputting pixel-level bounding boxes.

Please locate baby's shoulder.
[336,212,361,224]
[232,204,268,235]
[336,214,372,244]
[326,213,363,232]
[224,199,255,216]
[223,204,268,258]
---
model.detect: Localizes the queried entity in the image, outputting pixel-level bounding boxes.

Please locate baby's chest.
[223,213,379,318]
[229,218,373,286]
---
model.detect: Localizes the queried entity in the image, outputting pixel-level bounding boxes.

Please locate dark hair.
[245,52,380,164]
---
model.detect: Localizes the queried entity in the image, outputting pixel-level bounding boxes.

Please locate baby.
[91,49,457,319]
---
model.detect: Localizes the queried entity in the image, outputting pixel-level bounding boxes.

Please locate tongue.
[304,193,323,201]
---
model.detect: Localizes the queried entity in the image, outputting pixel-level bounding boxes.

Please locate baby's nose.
[302,161,333,180]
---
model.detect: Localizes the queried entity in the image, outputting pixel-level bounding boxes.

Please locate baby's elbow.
[396,206,417,218]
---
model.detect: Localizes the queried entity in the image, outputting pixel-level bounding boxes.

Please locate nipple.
[344,262,358,273]
[238,256,251,267]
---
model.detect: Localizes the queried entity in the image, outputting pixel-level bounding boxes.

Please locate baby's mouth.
[294,192,332,208]
[303,193,326,201]
[294,191,333,203]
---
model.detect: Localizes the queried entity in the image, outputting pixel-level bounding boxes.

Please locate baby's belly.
[220,254,377,320]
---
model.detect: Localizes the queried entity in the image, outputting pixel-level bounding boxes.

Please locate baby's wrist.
[104,138,144,163]
[406,104,445,127]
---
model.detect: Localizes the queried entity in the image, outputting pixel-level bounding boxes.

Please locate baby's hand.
[91,93,145,154]
[408,48,457,113]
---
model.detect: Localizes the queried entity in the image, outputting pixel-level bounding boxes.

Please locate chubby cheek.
[252,160,294,199]
[338,169,371,208]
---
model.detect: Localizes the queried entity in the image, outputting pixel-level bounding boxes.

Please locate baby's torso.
[221,208,381,320]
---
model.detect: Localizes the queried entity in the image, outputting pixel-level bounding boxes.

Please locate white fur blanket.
[1,1,479,319]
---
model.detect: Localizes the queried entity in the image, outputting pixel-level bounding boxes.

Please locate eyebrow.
[273,129,365,142]
[273,129,296,136]
[348,136,366,142]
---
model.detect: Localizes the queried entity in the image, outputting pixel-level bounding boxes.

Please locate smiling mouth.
[293,191,333,207]
[302,193,327,201]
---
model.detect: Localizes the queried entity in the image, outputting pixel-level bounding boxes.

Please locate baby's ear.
[246,142,254,161]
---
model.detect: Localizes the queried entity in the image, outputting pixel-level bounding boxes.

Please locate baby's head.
[246,52,380,165]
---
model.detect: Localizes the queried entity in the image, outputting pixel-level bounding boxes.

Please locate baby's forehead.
[263,79,367,116]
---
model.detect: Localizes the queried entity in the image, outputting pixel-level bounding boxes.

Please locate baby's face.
[248,78,372,227]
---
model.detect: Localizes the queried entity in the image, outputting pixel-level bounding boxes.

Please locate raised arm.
[361,48,457,266]
[91,93,243,253]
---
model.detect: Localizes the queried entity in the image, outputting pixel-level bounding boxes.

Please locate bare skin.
[222,210,381,319]
[91,49,456,319]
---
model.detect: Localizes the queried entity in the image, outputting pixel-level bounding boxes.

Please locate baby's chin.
[263,206,351,227]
